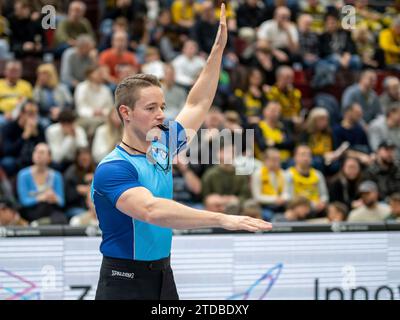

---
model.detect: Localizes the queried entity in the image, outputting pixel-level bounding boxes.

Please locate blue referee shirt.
[91,121,187,261]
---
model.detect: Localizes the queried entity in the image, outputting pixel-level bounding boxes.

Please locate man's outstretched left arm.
[175,3,227,142]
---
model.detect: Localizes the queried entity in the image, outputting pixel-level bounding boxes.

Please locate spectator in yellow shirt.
[283,145,329,215]
[379,18,400,70]
[255,101,294,163]
[251,148,287,220]
[171,0,199,30]
[266,65,302,124]
[354,0,384,33]
[0,60,33,125]
[233,68,267,125]
[300,107,344,175]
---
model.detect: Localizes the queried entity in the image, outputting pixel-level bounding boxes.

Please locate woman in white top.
[92,108,122,164]
[74,65,114,136]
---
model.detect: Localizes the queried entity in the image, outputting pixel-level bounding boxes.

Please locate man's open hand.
[219,214,273,232]
[213,3,227,49]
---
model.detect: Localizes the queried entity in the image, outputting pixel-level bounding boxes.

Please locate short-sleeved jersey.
[92,121,187,261]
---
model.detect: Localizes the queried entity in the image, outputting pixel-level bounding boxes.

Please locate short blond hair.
[114,74,162,122]
[36,63,59,88]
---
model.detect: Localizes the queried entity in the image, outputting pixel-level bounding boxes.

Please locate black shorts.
[95,255,179,300]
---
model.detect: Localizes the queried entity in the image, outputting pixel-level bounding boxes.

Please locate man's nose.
[156,108,165,120]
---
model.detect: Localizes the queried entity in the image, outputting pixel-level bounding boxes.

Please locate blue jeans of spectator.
[320,54,362,71]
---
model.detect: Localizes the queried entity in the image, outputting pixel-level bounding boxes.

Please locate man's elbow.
[142,197,164,225]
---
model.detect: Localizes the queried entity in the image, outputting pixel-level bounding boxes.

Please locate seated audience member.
[141,47,165,80]
[273,196,312,222]
[341,70,382,125]
[379,76,400,113]
[386,193,400,222]
[191,1,219,55]
[74,65,114,136]
[283,145,329,215]
[257,6,299,64]
[0,60,33,124]
[255,101,294,163]
[149,8,181,62]
[64,147,95,218]
[327,202,348,222]
[353,0,383,33]
[332,103,373,166]
[308,201,348,223]
[379,17,400,71]
[245,40,281,86]
[1,99,45,176]
[187,106,225,178]
[60,34,97,91]
[99,15,131,52]
[329,157,363,210]
[299,0,326,34]
[202,142,251,214]
[45,110,89,172]
[8,0,46,59]
[368,106,400,158]
[233,68,268,125]
[54,1,95,56]
[251,148,286,220]
[236,0,265,30]
[17,143,67,224]
[204,193,228,213]
[33,63,73,127]
[297,13,320,69]
[170,0,198,32]
[266,66,302,124]
[241,199,263,219]
[172,40,206,90]
[69,190,98,227]
[318,11,361,71]
[351,25,380,69]
[172,156,202,207]
[312,10,361,88]
[92,109,123,164]
[347,181,391,222]
[363,141,400,201]
[0,197,28,226]
[162,64,187,120]
[300,107,343,175]
[98,30,139,85]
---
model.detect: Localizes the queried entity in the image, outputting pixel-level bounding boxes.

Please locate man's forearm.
[147,197,223,230]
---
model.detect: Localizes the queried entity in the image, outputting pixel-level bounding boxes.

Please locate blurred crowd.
[1,0,400,227]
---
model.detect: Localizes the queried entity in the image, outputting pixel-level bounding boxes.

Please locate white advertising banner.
[0,232,399,300]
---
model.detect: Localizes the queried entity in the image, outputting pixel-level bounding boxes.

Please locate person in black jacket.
[191,1,235,55]
[311,11,362,88]
[363,141,400,201]
[7,0,46,59]
[63,147,95,219]
[1,99,45,176]
[328,156,363,211]
[236,0,265,29]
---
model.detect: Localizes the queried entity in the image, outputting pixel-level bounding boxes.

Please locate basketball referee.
[92,4,272,300]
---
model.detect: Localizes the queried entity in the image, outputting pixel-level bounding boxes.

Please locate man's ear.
[119,105,131,121]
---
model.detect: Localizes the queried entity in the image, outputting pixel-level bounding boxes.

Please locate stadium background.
[0,0,400,300]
